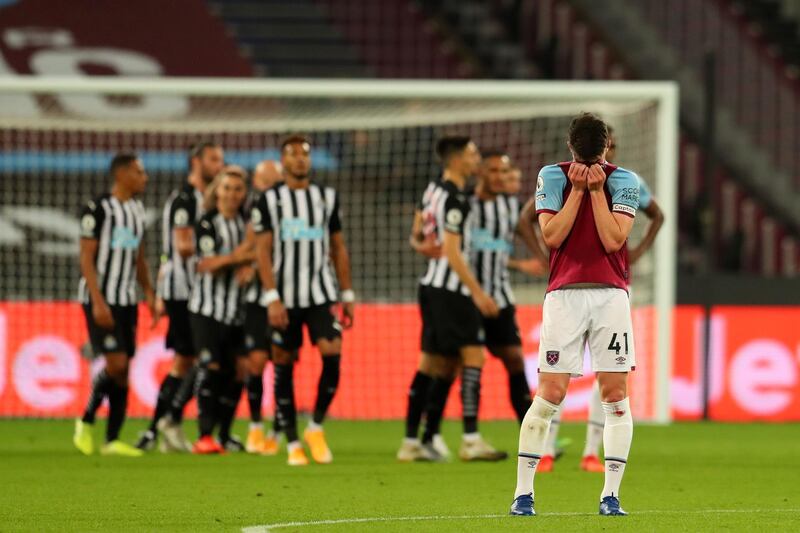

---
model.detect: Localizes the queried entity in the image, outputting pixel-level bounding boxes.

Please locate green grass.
[0,419,798,532]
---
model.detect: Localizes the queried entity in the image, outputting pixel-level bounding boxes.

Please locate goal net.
[0,77,677,423]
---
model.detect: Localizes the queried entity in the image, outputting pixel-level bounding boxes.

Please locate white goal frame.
[0,76,679,423]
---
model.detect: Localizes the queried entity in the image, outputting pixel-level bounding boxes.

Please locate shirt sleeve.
[328,192,342,233]
[638,176,653,210]
[443,192,470,235]
[609,168,641,218]
[79,199,105,240]
[535,165,566,214]
[170,192,195,229]
[251,191,272,234]
[195,219,218,258]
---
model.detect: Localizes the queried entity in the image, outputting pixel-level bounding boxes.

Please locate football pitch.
[1,419,797,532]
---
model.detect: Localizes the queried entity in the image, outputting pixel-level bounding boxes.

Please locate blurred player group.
[70,113,663,514]
[73,136,354,466]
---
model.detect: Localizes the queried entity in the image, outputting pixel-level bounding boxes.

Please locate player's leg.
[75,303,112,455]
[190,314,225,454]
[511,288,586,515]
[138,300,194,450]
[217,330,247,452]
[157,360,198,453]
[304,305,343,464]
[420,354,458,460]
[588,288,636,515]
[580,379,605,472]
[245,348,268,452]
[271,311,305,465]
[397,351,437,462]
[458,344,507,461]
[486,306,531,424]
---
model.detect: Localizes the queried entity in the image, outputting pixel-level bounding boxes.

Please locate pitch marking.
[242,508,800,532]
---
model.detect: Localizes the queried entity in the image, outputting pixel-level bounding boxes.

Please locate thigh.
[484,305,522,350]
[164,300,195,356]
[243,303,269,354]
[190,313,224,366]
[588,289,636,373]
[271,308,305,352]
[111,305,138,358]
[538,290,589,377]
[429,289,483,357]
[307,305,342,348]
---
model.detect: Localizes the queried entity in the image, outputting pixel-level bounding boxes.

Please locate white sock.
[600,397,633,499]
[287,440,302,453]
[514,396,559,498]
[582,381,604,458]
[462,432,480,443]
[307,420,323,431]
[249,422,264,432]
[544,407,561,456]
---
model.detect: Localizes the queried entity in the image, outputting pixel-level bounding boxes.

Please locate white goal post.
[0,77,678,423]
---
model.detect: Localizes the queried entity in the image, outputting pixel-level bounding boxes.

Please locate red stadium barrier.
[0,303,798,421]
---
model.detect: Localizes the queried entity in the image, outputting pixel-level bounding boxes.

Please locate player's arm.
[442,196,498,318]
[328,195,354,328]
[171,195,197,259]
[79,202,113,329]
[194,221,236,274]
[537,164,586,249]
[252,195,288,329]
[174,227,195,258]
[628,198,664,265]
[511,197,548,275]
[409,209,441,259]
[136,242,159,326]
[587,165,636,253]
[234,224,258,285]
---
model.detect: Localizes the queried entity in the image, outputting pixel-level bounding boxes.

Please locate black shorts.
[164,300,195,356]
[243,303,270,352]
[271,304,341,352]
[483,305,522,349]
[82,303,137,358]
[189,313,246,367]
[419,286,484,357]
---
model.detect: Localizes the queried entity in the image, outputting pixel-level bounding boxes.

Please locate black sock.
[218,379,243,442]
[404,371,433,439]
[272,415,283,435]
[274,364,298,442]
[461,366,482,434]
[169,365,198,423]
[422,377,454,443]
[82,370,112,424]
[312,355,340,425]
[196,367,220,437]
[106,382,128,442]
[247,373,264,423]
[150,374,182,431]
[509,371,532,423]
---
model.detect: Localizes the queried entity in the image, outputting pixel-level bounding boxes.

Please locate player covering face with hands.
[509,113,639,517]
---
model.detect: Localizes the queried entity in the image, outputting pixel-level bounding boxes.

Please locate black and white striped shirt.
[419,180,473,296]
[252,182,341,309]
[243,188,266,305]
[188,209,246,325]
[469,194,519,309]
[159,184,204,301]
[78,194,146,306]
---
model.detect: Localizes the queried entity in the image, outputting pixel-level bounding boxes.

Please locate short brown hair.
[567,113,609,162]
[110,152,138,177]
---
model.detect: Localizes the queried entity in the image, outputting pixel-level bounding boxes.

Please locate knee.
[495,348,524,374]
[602,389,626,404]
[172,355,194,376]
[106,363,129,386]
[318,338,341,355]
[538,382,567,406]
[271,349,293,365]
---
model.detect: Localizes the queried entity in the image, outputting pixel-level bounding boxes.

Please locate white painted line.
[242,508,800,532]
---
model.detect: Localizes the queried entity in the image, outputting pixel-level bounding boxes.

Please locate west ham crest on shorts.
[546,350,559,366]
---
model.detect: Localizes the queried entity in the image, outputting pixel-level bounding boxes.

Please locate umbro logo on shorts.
[546,350,559,366]
[615,356,626,364]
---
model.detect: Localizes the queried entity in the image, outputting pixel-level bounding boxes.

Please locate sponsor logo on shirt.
[111,227,141,250]
[280,219,324,240]
[471,229,512,253]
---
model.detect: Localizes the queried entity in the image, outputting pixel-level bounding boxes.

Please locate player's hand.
[268,300,289,330]
[339,302,355,329]
[473,290,499,318]
[149,296,165,329]
[587,164,606,192]
[512,257,547,277]
[568,163,588,191]
[92,299,115,330]
[416,234,443,259]
[235,265,255,285]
